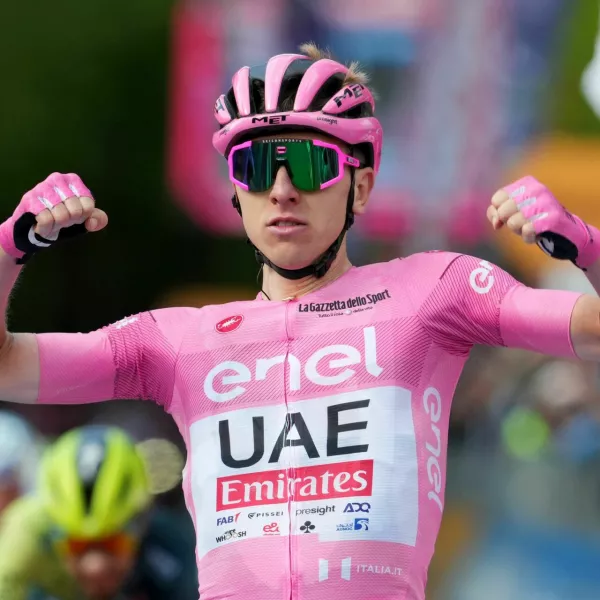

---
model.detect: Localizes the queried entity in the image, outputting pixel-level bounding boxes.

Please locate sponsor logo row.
[215,517,370,544]
[214,502,372,544]
[216,501,371,527]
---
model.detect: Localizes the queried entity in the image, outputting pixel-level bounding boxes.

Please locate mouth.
[267,216,307,228]
[267,217,307,234]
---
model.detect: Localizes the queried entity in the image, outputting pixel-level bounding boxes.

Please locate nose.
[269,165,300,206]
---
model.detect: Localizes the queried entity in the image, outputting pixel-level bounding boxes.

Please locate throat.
[261,254,353,301]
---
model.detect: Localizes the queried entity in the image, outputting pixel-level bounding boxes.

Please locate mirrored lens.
[231,140,340,192]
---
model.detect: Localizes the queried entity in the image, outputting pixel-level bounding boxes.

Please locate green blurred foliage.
[551,0,600,134]
[0,0,253,333]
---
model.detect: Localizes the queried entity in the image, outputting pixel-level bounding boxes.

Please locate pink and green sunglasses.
[228,138,361,192]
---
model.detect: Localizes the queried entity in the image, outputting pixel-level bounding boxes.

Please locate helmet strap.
[232,169,356,281]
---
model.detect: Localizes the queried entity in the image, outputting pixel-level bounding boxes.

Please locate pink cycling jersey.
[35,252,581,600]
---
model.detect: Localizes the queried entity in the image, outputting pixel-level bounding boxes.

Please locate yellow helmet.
[39,426,151,538]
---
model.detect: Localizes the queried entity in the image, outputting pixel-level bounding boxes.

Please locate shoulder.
[106,307,204,333]
[0,496,49,570]
[402,251,516,298]
[364,251,464,283]
[0,495,47,533]
[363,252,464,309]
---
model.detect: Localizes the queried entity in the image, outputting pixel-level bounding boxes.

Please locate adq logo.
[343,502,371,513]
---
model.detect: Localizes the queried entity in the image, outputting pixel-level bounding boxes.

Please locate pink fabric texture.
[0,173,92,259]
[36,253,580,599]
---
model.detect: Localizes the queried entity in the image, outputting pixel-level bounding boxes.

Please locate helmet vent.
[76,428,108,512]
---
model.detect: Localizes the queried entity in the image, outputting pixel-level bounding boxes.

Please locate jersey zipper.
[283,298,298,600]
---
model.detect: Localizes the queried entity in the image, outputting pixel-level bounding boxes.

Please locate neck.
[261,247,352,301]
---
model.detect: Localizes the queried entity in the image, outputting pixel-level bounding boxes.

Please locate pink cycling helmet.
[212,48,383,281]
[212,51,383,171]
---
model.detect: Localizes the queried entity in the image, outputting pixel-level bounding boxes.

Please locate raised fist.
[0,173,108,264]
[488,175,600,270]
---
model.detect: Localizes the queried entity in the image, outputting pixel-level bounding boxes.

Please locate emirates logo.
[215,315,244,334]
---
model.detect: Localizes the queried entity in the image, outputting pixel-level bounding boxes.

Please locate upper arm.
[418,255,524,354]
[35,309,189,408]
[0,333,40,404]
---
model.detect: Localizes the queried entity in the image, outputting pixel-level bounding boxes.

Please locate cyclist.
[1,42,600,599]
[0,425,198,600]
[0,409,41,514]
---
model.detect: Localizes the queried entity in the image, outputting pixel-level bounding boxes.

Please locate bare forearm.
[0,248,23,349]
[585,259,600,296]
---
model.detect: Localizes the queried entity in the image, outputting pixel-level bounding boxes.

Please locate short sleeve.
[417,255,520,354]
[417,254,580,357]
[37,308,195,409]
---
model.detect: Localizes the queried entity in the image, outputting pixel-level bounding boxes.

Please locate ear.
[352,168,375,215]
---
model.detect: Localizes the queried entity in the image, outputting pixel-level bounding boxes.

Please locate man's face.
[64,548,137,600]
[59,531,142,600]
[234,132,374,271]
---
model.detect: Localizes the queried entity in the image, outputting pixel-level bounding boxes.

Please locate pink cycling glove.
[0,173,92,264]
[505,176,600,271]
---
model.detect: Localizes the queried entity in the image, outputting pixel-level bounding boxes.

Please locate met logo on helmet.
[204,326,382,402]
[251,115,288,125]
[332,84,364,108]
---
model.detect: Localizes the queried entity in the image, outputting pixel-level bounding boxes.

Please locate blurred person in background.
[3,42,600,600]
[0,425,197,600]
[0,409,42,514]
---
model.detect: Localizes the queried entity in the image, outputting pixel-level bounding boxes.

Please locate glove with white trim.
[0,172,107,264]
[488,175,600,271]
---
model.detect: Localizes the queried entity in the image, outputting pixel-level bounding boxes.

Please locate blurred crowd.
[3,0,600,598]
